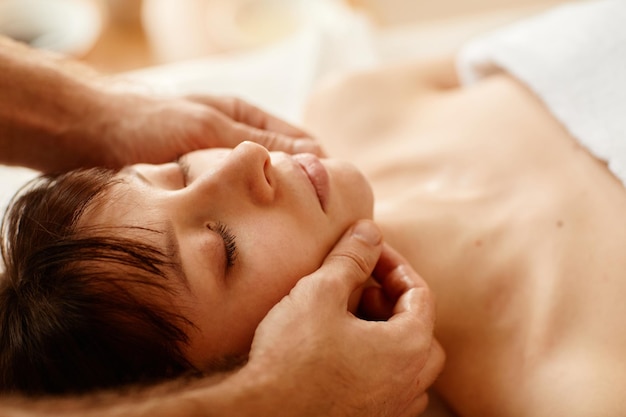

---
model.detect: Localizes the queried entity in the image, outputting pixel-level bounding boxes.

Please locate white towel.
[457,0,626,186]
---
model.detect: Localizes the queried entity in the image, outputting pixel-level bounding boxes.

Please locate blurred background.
[0,0,570,74]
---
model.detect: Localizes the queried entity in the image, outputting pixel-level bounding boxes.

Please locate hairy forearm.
[0,367,316,417]
[0,36,137,172]
[0,375,224,417]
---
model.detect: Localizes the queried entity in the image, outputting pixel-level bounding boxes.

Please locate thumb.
[295,220,383,307]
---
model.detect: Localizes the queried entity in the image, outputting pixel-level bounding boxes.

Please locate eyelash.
[176,158,237,268]
[209,222,238,268]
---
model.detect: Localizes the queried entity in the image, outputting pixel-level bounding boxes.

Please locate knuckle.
[328,248,373,278]
[200,105,221,124]
[418,287,437,325]
[406,287,436,327]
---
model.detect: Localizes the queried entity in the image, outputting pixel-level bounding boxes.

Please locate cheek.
[255,233,328,289]
[242,221,335,304]
[244,233,364,320]
[218,217,339,356]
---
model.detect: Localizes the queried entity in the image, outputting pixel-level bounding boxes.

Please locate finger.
[416,340,446,392]
[399,345,447,417]
[382,266,436,340]
[299,220,383,307]
[205,108,322,154]
[188,95,310,138]
[358,285,394,320]
[373,243,428,301]
[389,283,436,334]
[234,123,324,155]
[191,97,326,155]
[398,343,446,417]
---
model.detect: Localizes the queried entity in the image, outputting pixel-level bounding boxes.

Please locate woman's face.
[91,142,373,370]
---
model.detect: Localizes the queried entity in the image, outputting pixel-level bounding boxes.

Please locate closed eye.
[209,222,238,269]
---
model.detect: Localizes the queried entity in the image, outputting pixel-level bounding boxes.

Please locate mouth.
[292,153,329,212]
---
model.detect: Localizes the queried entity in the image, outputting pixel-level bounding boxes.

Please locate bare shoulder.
[302,55,457,153]
[305,55,458,115]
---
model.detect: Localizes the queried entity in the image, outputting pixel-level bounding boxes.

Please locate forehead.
[77,175,188,282]
[77,175,162,238]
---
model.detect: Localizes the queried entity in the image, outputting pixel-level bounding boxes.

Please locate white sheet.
[458,0,626,187]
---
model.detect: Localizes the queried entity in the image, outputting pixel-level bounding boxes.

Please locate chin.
[326,159,374,221]
[362,180,375,218]
[346,163,375,219]
[356,181,375,219]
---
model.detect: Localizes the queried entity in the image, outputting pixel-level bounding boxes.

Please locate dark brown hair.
[0,168,199,395]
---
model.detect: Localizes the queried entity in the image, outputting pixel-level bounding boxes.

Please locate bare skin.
[0,36,319,172]
[0,220,442,417]
[304,56,626,417]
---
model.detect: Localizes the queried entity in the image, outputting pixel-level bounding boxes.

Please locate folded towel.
[457,0,626,186]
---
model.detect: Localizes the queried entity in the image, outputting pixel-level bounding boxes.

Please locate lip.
[292,153,329,212]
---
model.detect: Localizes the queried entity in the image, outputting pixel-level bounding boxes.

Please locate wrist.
[0,40,108,171]
[219,358,347,417]
[177,363,320,417]
[0,37,150,171]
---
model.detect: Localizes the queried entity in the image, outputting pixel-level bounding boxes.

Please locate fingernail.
[352,220,382,245]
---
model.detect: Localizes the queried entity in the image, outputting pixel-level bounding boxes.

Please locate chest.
[307,69,626,417]
[355,81,626,414]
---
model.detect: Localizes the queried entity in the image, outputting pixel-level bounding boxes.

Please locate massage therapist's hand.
[0,35,320,172]
[0,222,439,417]
[242,220,445,417]
[96,93,322,170]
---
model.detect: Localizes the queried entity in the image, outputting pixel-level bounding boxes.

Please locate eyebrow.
[122,167,153,185]
[119,166,189,289]
[163,219,190,291]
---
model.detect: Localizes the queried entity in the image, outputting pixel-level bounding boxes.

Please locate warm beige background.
[82,0,571,73]
[348,0,569,24]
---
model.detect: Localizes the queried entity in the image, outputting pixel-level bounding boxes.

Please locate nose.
[195,141,274,205]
